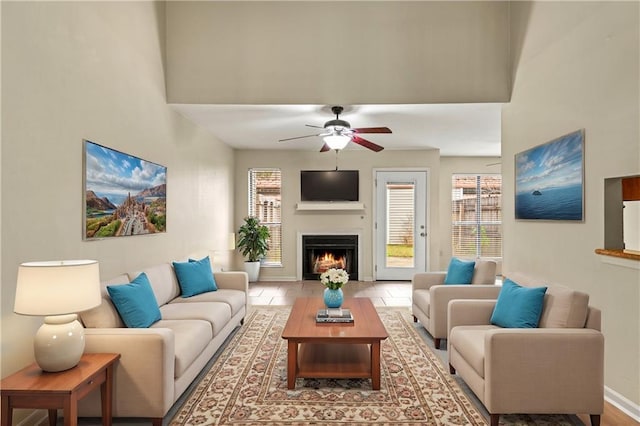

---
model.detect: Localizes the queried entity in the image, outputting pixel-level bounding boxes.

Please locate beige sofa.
[412,259,498,348]
[447,272,604,426]
[77,262,248,426]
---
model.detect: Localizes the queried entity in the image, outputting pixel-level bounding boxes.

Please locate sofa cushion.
[412,289,431,317]
[80,274,129,328]
[107,273,162,328]
[539,284,590,328]
[490,279,547,328]
[444,258,475,284]
[151,319,212,378]
[160,302,231,336]
[173,256,218,297]
[449,325,498,378]
[169,289,246,317]
[129,263,180,306]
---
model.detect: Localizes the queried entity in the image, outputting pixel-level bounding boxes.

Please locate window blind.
[248,169,282,266]
[451,175,502,258]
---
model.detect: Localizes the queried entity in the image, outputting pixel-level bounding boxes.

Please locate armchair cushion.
[490,279,547,328]
[444,258,476,284]
[505,272,591,328]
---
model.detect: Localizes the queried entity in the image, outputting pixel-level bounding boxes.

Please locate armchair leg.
[490,413,500,426]
[434,338,441,349]
[449,364,456,374]
[413,315,417,323]
[590,414,601,426]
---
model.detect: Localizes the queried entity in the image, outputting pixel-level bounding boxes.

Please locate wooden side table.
[1,353,120,426]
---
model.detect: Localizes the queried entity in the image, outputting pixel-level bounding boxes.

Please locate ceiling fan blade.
[278,133,319,142]
[305,124,325,129]
[351,135,384,152]
[353,127,392,134]
[320,143,331,152]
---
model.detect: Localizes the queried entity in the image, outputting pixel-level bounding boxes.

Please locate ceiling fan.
[278,106,391,152]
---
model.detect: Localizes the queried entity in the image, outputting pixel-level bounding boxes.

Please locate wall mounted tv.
[300,170,359,202]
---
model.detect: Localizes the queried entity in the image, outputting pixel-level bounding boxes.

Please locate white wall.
[234,149,441,280]
[165,1,510,105]
[0,1,235,395]
[504,1,640,410]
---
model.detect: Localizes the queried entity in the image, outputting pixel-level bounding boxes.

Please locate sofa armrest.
[430,285,501,338]
[81,328,175,417]
[412,272,446,291]
[214,271,249,292]
[484,328,604,414]
[448,299,496,333]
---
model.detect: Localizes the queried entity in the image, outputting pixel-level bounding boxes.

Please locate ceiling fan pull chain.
[335,150,339,170]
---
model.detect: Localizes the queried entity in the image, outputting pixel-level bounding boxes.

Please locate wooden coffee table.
[281,297,388,390]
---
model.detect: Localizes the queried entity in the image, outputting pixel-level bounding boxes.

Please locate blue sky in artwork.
[85,141,166,201]
[515,131,583,194]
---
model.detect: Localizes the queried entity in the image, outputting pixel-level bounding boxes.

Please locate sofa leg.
[151,418,163,426]
[413,315,417,323]
[434,338,441,349]
[449,363,456,374]
[590,414,601,426]
[490,413,500,426]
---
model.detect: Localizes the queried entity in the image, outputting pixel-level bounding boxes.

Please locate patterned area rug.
[169,307,583,426]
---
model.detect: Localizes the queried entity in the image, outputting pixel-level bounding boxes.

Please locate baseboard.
[258,276,297,282]
[605,385,640,422]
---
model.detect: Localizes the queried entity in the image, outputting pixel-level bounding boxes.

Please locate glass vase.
[323,287,344,309]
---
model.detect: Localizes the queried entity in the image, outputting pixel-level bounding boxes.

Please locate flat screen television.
[300,170,359,202]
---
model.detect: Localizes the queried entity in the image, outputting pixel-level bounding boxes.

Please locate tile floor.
[249,280,413,308]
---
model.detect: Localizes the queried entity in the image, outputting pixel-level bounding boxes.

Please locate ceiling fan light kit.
[324,133,351,150]
[278,105,391,152]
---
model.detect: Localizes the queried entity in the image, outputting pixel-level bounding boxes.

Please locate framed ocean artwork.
[83,140,167,239]
[515,129,584,221]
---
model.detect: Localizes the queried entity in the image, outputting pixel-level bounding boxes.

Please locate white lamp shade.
[14,260,101,316]
[323,134,351,150]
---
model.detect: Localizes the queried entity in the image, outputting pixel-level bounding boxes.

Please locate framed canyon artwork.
[83,140,167,239]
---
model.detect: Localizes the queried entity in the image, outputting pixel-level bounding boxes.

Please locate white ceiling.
[171,103,503,157]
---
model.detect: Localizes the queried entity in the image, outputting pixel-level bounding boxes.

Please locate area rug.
[169,307,582,426]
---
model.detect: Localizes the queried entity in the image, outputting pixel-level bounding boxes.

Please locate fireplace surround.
[297,231,361,281]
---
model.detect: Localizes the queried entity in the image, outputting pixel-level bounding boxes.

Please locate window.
[451,175,502,258]
[248,169,282,266]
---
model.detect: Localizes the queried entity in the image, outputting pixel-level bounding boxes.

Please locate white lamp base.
[34,314,85,372]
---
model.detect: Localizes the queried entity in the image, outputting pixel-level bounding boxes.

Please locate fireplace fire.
[313,252,347,274]
[302,234,358,280]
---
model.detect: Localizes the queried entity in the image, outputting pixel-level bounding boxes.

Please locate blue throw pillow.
[443,257,476,284]
[173,256,217,297]
[107,273,162,328]
[490,279,548,328]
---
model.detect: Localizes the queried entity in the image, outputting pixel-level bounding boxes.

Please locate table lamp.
[14,260,101,372]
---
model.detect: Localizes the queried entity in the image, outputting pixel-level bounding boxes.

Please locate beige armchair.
[447,273,604,426]
[412,259,498,349]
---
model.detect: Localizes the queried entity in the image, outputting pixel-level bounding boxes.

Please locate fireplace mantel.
[296,202,365,211]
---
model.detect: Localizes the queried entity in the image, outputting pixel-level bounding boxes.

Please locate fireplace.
[302,234,358,280]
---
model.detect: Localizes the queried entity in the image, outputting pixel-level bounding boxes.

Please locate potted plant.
[237,216,270,282]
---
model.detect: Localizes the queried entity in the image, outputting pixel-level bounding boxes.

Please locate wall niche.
[603,175,640,257]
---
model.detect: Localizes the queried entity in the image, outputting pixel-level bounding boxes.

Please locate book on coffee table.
[316,308,354,323]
